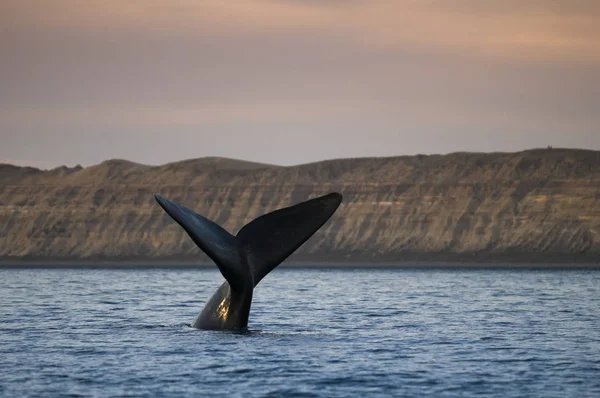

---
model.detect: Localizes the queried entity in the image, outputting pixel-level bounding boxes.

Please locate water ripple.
[1,267,600,397]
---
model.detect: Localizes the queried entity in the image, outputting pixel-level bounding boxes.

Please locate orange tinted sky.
[2,0,599,167]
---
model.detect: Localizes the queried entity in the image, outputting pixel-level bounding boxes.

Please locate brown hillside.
[1,149,600,263]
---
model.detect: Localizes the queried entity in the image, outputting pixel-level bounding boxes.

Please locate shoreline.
[2,258,600,269]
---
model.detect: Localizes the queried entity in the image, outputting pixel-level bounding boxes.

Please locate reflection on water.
[1,267,599,397]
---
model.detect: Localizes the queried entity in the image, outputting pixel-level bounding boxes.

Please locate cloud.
[4,0,600,62]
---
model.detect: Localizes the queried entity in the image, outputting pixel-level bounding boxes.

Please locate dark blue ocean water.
[1,267,599,397]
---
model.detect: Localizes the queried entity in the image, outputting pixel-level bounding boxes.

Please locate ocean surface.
[1,267,599,397]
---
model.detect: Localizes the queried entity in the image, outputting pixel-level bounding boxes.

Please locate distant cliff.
[1,149,600,264]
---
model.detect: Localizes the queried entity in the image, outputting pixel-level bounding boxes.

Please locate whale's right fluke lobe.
[236,193,343,285]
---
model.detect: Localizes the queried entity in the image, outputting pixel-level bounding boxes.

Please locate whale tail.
[154,193,342,288]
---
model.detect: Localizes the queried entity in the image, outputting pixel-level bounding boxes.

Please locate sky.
[2,0,599,168]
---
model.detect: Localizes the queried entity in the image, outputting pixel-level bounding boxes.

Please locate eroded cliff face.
[1,149,600,263]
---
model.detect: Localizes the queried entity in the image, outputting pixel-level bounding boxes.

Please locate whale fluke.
[155,195,248,290]
[154,192,342,330]
[236,193,343,285]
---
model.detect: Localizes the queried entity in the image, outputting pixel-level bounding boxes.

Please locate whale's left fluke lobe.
[154,195,249,290]
[154,192,343,330]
